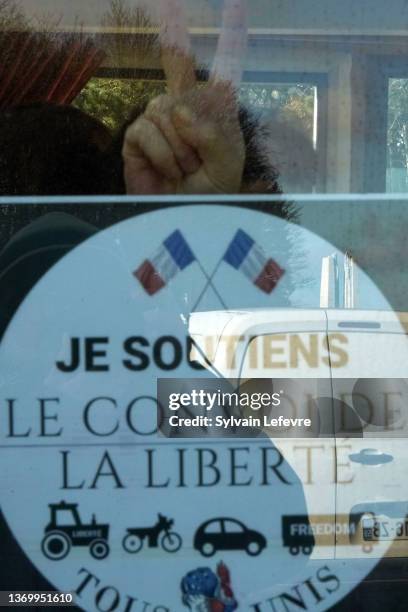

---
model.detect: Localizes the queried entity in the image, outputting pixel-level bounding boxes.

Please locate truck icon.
[41,501,110,561]
[283,514,363,555]
[282,515,315,555]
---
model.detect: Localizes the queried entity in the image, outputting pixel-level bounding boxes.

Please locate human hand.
[122,0,248,196]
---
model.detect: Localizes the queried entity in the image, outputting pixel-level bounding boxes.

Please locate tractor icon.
[41,501,110,561]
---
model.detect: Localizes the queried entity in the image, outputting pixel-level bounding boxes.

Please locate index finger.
[211,0,248,89]
[158,0,197,96]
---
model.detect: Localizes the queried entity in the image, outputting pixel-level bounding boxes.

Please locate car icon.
[194,517,267,557]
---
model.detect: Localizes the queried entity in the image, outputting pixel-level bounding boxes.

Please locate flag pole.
[192,259,226,311]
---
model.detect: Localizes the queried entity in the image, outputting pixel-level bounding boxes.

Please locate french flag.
[134,230,196,295]
[223,229,285,294]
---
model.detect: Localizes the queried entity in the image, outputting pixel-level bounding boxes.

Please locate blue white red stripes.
[223,229,284,293]
[134,230,195,295]
[135,228,284,297]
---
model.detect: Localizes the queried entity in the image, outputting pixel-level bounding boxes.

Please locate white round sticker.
[0,205,403,611]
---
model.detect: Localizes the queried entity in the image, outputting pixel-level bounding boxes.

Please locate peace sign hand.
[122,0,248,196]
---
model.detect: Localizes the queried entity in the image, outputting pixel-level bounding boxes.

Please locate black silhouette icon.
[194,518,266,557]
[122,514,182,554]
[41,501,110,561]
[282,515,315,555]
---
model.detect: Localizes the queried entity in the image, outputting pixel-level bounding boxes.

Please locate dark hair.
[0,101,283,199]
[238,106,280,193]
[0,103,123,195]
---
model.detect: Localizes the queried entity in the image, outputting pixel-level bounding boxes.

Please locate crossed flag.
[134,230,195,296]
[133,229,285,309]
[223,229,285,294]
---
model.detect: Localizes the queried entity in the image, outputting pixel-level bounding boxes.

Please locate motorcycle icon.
[122,513,182,554]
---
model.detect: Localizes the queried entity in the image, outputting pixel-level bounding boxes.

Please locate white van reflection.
[189,307,408,560]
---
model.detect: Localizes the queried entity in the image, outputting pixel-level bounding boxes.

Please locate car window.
[204,521,222,534]
[223,520,244,533]
[241,332,333,379]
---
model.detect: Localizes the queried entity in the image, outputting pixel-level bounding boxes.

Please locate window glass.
[1,2,408,612]
[387,78,408,192]
[223,520,244,533]
[74,77,166,131]
[205,521,222,534]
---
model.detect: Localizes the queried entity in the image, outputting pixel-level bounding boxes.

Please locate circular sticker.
[0,204,404,611]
